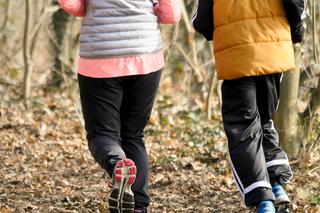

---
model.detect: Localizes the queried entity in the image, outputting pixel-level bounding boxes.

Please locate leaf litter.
[0,86,319,213]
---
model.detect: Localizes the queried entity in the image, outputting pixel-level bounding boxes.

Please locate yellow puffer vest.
[213,0,295,80]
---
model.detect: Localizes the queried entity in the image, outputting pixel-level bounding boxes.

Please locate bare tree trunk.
[302,77,320,124]
[300,0,320,137]
[312,0,318,64]
[23,0,33,106]
[274,44,301,156]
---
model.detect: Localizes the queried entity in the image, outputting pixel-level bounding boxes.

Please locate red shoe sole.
[109,158,137,213]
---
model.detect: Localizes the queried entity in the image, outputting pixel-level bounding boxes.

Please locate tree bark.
[302,76,320,122]
[274,44,301,157]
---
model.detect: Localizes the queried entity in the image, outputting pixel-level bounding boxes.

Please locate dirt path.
[0,89,319,213]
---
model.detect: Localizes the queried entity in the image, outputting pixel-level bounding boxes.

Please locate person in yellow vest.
[194,0,305,212]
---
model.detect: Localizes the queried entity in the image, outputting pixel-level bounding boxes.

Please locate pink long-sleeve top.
[59,0,181,78]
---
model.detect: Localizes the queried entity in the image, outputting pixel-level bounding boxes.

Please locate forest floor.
[0,84,319,213]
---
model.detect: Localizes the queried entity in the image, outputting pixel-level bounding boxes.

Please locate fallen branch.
[0,79,17,87]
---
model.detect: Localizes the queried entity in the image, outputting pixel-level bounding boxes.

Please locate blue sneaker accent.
[272,184,290,205]
[257,201,276,213]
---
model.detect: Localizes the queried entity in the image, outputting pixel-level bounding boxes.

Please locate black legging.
[78,70,162,207]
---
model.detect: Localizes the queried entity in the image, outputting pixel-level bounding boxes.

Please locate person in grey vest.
[59,0,181,212]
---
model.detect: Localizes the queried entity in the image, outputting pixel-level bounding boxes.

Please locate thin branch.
[205,69,216,120]
[205,43,217,120]
[30,5,60,56]
[23,0,32,106]
[180,0,203,82]
[176,43,198,72]
[0,79,17,87]
[30,5,60,42]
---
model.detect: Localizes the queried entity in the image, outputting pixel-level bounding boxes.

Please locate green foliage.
[311,194,320,206]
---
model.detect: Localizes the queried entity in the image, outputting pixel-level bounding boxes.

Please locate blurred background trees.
[0,0,319,157]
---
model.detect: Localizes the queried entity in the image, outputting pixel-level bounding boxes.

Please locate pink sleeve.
[154,0,181,24]
[58,0,86,17]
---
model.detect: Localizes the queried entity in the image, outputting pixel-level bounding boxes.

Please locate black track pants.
[221,73,293,206]
[78,71,162,207]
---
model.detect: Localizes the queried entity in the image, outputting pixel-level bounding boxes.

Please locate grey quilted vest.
[79,0,163,59]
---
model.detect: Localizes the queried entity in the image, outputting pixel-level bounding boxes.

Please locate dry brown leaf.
[309,206,320,213]
[222,175,233,188]
[296,187,309,200]
[0,206,12,213]
[99,202,108,213]
[191,161,204,171]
